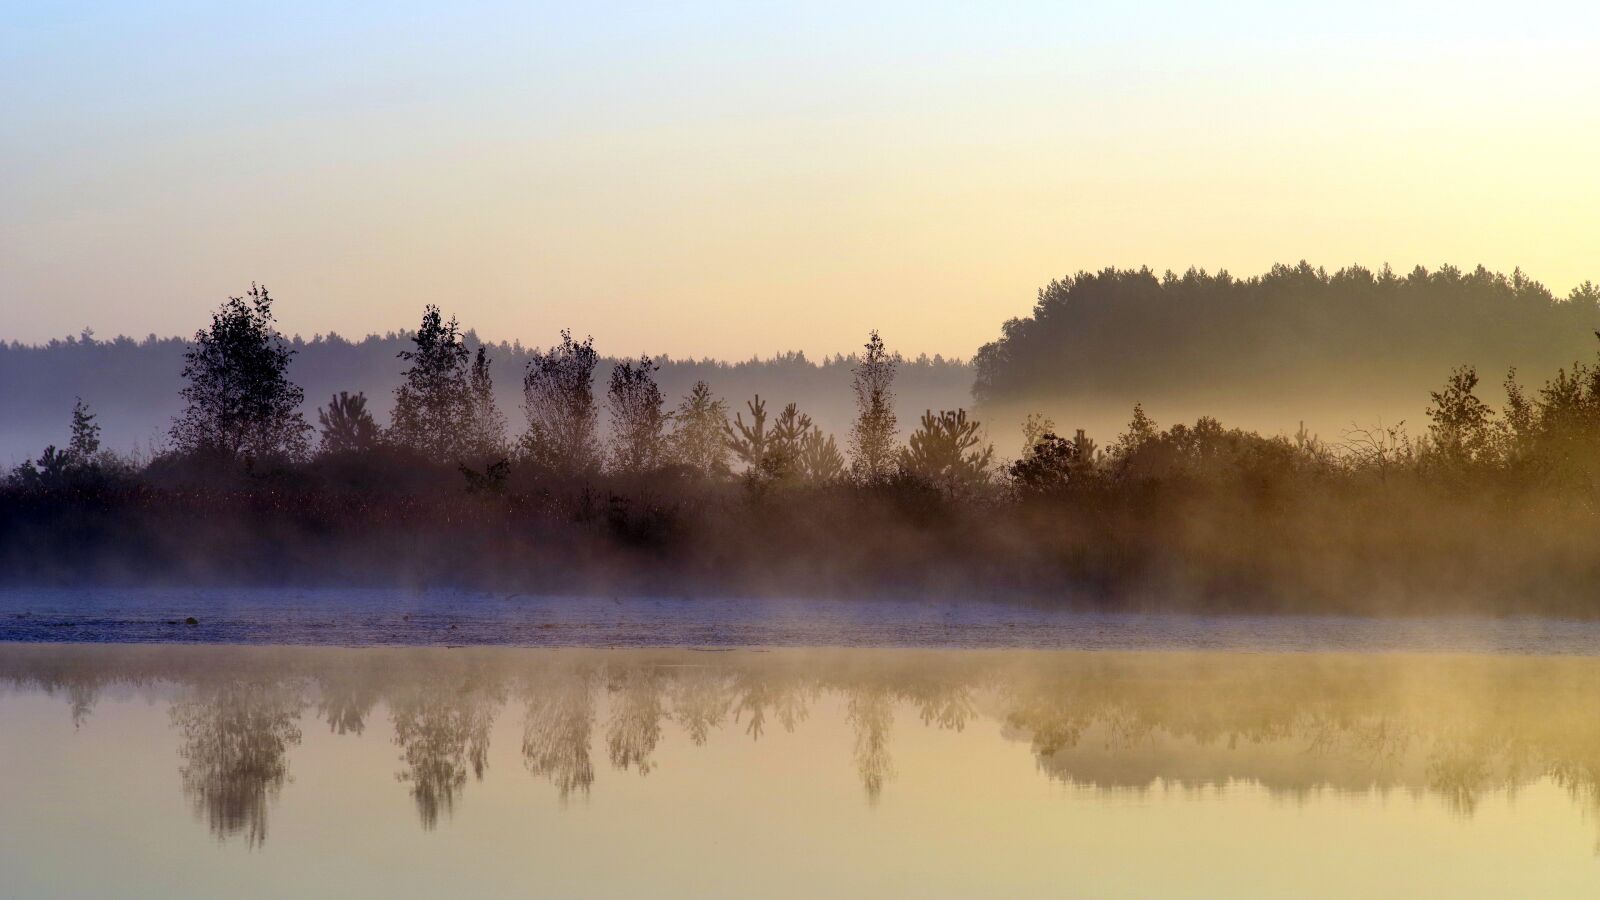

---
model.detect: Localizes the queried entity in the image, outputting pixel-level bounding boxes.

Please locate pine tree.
[763,403,812,480]
[67,397,101,461]
[902,409,994,493]
[317,391,380,455]
[670,381,730,476]
[723,395,771,474]
[797,427,846,483]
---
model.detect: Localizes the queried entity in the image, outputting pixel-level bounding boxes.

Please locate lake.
[2,644,1598,897]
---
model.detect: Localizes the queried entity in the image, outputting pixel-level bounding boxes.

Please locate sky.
[3,1,1599,359]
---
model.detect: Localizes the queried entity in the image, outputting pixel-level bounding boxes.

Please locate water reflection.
[522,666,597,801]
[171,681,304,847]
[389,671,501,829]
[6,646,1600,848]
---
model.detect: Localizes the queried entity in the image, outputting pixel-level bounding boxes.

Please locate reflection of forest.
[6,646,1600,845]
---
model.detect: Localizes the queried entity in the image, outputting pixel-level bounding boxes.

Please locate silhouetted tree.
[1009,430,1097,493]
[521,330,600,474]
[671,380,730,476]
[317,391,380,455]
[390,306,472,461]
[723,395,771,475]
[9,445,72,489]
[901,409,994,493]
[170,285,310,462]
[1426,366,1496,468]
[1490,342,1600,491]
[1109,403,1158,462]
[797,426,846,483]
[607,355,669,473]
[764,402,813,480]
[67,397,100,461]
[849,330,898,482]
[463,346,508,460]
[722,395,821,481]
[8,398,106,487]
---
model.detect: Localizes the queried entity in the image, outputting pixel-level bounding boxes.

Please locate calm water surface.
[2,645,1598,898]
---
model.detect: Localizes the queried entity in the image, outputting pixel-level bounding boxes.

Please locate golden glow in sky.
[3,2,1598,357]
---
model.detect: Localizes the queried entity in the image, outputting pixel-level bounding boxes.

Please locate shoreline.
[7,588,1600,655]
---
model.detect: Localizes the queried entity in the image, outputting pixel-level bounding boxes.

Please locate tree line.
[974,262,1600,407]
[34,286,936,485]
[0,321,970,468]
[12,279,1600,612]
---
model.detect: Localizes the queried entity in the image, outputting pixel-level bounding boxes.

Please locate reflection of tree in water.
[16,646,1600,843]
[317,674,381,736]
[671,666,734,746]
[731,670,813,740]
[847,685,895,803]
[606,666,664,774]
[522,670,597,801]
[65,680,101,728]
[170,681,305,848]
[389,674,500,829]
[995,654,1600,825]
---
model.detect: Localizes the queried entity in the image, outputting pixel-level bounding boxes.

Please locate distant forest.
[7,262,1599,464]
[0,328,968,465]
[973,263,1600,439]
